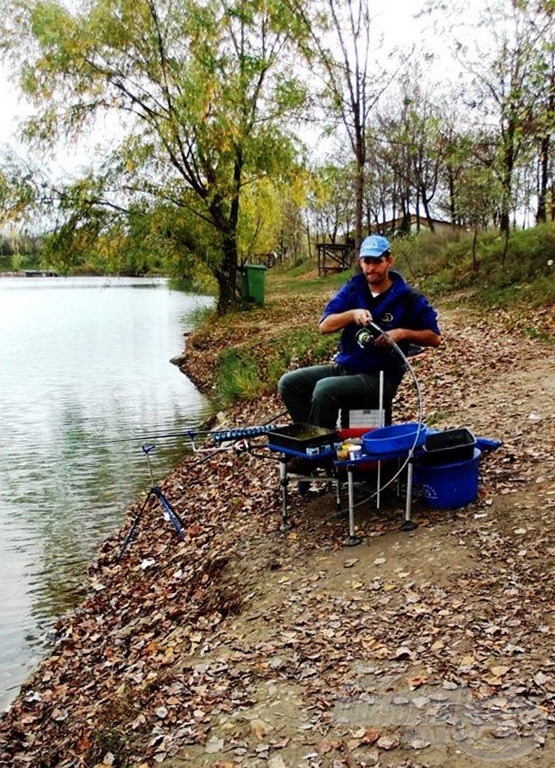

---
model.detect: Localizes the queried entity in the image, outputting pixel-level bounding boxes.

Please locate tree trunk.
[447,165,457,223]
[354,136,365,251]
[500,126,515,236]
[212,151,243,315]
[421,187,436,233]
[215,232,239,315]
[536,134,550,224]
[472,226,478,271]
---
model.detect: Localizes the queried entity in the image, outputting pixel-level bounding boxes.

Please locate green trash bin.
[241,264,266,305]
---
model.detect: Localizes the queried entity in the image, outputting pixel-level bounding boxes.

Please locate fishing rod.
[92,426,226,446]
[186,421,287,451]
[183,410,289,469]
[88,409,289,448]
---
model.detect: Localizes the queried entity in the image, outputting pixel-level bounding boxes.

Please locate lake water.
[0,276,213,710]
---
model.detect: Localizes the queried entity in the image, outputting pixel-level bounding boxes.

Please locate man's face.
[359,254,392,287]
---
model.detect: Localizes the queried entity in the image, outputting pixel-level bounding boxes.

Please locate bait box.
[266,423,338,455]
[418,428,476,466]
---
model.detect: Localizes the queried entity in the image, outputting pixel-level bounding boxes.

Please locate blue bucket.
[415,448,481,509]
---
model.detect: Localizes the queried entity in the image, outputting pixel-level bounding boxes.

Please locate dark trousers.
[278,364,398,430]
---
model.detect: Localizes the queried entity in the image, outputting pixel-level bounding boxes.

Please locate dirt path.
[164,306,555,768]
[1,306,554,768]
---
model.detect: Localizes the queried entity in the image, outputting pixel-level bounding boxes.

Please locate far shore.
[0,270,58,277]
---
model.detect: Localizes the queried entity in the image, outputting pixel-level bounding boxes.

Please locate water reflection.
[0,276,213,708]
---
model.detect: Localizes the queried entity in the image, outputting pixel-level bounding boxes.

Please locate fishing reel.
[355,324,383,348]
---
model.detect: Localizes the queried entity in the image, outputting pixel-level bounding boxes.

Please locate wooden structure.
[316,242,354,276]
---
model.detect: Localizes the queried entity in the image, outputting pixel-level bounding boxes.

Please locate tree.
[271,173,309,264]
[529,1,555,223]
[447,0,552,234]
[1,0,309,312]
[287,0,405,250]
[306,157,355,244]
[0,154,36,227]
[372,71,449,234]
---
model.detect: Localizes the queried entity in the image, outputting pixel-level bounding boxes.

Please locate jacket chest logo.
[380,312,394,325]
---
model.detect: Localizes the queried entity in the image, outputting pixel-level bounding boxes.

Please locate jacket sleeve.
[409,292,441,335]
[319,280,358,322]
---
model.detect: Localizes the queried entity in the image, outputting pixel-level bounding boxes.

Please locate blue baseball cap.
[360,235,391,258]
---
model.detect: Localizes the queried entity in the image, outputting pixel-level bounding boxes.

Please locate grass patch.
[267,260,352,296]
[425,410,459,427]
[213,323,340,407]
[217,349,265,406]
[264,327,338,385]
[187,304,217,328]
[85,726,131,768]
[393,224,555,309]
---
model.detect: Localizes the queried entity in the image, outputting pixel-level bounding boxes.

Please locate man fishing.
[278,235,441,433]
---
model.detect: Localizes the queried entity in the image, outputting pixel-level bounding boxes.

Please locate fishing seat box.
[266,423,338,456]
[417,428,476,466]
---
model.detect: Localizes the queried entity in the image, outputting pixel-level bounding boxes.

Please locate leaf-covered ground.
[0,295,554,768]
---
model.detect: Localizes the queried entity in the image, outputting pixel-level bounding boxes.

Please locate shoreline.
[1,303,554,767]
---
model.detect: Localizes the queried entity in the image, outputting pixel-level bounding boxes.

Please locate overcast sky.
[0,0,448,174]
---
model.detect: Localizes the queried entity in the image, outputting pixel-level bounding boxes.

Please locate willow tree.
[0,0,309,312]
[0,154,36,227]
